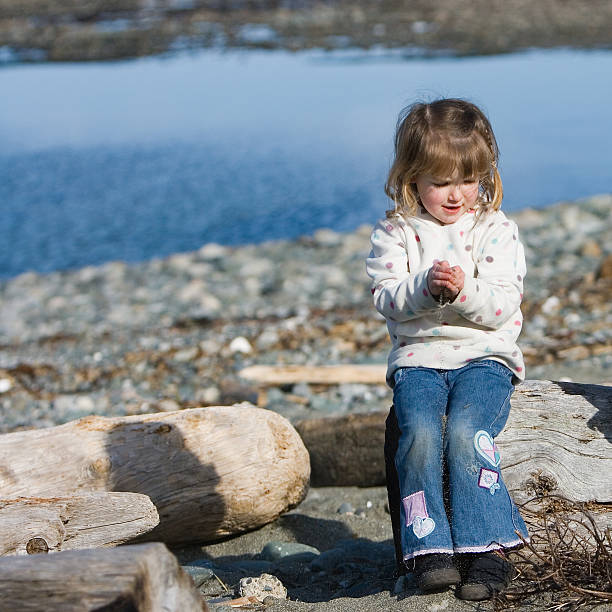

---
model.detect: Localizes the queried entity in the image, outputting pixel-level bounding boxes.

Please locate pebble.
[0,379,12,393]
[181,564,215,587]
[229,337,253,355]
[337,502,355,515]
[261,541,320,563]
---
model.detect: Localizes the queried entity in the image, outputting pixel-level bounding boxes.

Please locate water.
[1,48,611,278]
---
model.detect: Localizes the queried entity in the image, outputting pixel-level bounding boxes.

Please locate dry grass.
[497,495,611,611]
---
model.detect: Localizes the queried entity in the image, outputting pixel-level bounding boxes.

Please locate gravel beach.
[1,194,611,434]
[1,194,611,610]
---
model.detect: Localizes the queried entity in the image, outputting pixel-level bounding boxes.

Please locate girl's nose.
[449,184,462,201]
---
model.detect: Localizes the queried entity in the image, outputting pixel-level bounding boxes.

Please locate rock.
[238,573,287,602]
[229,337,253,354]
[597,254,612,279]
[581,240,602,258]
[182,564,215,587]
[0,379,13,394]
[260,541,320,564]
[337,502,355,515]
[173,347,199,362]
[541,295,561,314]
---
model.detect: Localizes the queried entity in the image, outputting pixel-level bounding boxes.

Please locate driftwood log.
[296,380,612,504]
[240,364,386,385]
[0,542,206,611]
[0,404,310,544]
[0,492,159,556]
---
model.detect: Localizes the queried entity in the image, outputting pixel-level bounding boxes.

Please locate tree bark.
[0,542,206,611]
[0,492,159,556]
[296,380,612,504]
[0,404,310,544]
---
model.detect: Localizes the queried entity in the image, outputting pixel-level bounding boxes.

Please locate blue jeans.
[390,359,528,563]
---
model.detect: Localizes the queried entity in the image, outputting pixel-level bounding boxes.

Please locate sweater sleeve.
[365,218,438,321]
[450,218,526,329]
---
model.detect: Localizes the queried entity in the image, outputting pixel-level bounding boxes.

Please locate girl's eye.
[464,178,478,184]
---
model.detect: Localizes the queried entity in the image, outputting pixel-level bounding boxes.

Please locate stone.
[597,254,612,279]
[337,502,355,514]
[181,564,215,587]
[229,337,253,354]
[0,379,13,394]
[238,573,287,602]
[581,240,602,258]
[173,347,199,362]
[260,541,320,564]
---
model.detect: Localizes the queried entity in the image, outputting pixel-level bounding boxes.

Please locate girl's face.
[415,171,479,225]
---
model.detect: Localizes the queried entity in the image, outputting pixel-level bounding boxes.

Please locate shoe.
[412,553,461,593]
[456,551,515,601]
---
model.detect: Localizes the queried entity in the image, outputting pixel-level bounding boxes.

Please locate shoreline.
[1,0,612,64]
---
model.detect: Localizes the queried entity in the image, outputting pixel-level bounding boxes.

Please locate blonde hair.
[384,98,502,219]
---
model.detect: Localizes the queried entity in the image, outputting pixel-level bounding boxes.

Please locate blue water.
[1,48,611,278]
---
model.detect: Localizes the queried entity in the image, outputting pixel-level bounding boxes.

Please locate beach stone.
[581,240,602,258]
[198,243,228,260]
[261,541,320,563]
[195,386,221,405]
[229,337,253,354]
[173,347,198,362]
[337,502,355,515]
[182,564,215,586]
[596,254,612,279]
[238,573,287,602]
[0,378,13,393]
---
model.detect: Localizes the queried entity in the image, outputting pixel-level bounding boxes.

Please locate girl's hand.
[427,261,465,300]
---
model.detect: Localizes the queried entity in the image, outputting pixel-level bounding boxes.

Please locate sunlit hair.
[384,98,502,219]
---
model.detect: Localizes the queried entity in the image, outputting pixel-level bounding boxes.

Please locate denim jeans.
[386,359,528,564]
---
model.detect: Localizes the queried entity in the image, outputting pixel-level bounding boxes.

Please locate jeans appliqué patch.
[474,430,501,467]
[478,468,501,495]
[412,516,436,538]
[402,491,436,538]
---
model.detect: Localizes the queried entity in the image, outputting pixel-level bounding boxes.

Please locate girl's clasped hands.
[427,260,465,300]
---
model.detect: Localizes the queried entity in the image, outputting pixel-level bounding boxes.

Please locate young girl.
[366,99,529,601]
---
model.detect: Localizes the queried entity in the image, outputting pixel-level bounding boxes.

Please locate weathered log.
[0,404,310,544]
[296,380,612,504]
[239,364,387,385]
[0,542,206,611]
[0,492,159,556]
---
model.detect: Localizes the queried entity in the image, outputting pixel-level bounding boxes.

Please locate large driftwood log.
[0,542,206,611]
[296,380,612,504]
[0,404,310,544]
[0,492,159,556]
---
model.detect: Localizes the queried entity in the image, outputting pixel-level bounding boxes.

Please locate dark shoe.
[456,551,515,601]
[413,553,461,593]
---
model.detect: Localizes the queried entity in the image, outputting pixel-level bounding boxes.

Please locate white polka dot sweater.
[366,208,527,385]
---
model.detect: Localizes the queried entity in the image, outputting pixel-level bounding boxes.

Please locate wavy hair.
[384,98,502,219]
